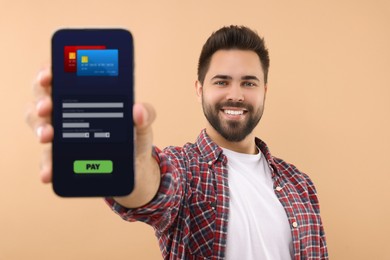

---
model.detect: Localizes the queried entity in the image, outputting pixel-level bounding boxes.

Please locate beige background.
[1,0,389,259]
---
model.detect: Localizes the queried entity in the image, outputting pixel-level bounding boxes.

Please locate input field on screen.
[62,102,124,108]
[62,113,124,118]
[94,132,110,138]
[62,123,90,128]
[63,133,90,138]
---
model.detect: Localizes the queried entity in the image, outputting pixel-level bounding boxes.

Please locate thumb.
[133,103,156,156]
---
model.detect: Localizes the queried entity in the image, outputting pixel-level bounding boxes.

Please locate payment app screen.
[52,29,134,196]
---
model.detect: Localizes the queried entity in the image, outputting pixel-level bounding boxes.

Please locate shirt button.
[275,186,282,192]
[292,222,298,228]
[208,161,213,166]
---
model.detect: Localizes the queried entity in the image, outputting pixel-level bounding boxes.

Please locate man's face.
[197,49,267,142]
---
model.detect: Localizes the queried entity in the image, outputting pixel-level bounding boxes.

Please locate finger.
[25,98,52,129]
[38,67,52,88]
[25,102,37,129]
[40,145,52,183]
[36,124,54,144]
[37,96,52,119]
[133,103,156,130]
[27,67,53,139]
[133,103,156,156]
[25,101,53,143]
[33,67,52,101]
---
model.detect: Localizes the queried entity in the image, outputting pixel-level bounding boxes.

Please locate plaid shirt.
[106,129,328,259]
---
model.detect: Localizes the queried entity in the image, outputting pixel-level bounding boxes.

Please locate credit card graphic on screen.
[77,49,118,76]
[64,45,106,72]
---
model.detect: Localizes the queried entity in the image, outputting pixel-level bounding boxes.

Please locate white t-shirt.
[223,148,293,260]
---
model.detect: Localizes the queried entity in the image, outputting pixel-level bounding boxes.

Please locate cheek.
[246,94,264,106]
[249,90,266,104]
[203,90,225,105]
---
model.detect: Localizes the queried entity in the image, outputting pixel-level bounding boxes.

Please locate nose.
[226,83,244,102]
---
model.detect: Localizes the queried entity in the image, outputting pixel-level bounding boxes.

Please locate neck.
[205,126,258,154]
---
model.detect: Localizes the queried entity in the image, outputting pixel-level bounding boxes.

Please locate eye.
[214,81,228,86]
[242,81,257,87]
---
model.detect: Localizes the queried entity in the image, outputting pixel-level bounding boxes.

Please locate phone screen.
[51,29,134,197]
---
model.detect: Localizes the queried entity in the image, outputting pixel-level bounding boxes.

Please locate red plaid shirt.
[106,130,328,259]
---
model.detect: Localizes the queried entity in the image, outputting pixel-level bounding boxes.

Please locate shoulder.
[272,156,306,177]
[161,141,201,159]
[153,142,202,168]
[272,156,319,199]
[255,137,316,190]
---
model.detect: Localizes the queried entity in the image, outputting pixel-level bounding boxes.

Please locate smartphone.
[51,29,134,197]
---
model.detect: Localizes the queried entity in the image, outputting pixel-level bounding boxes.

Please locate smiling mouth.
[221,107,249,118]
[217,102,250,118]
[223,109,245,115]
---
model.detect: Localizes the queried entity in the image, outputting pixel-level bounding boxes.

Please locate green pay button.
[74,160,113,174]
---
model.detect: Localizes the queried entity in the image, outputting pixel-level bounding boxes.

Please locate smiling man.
[28,25,328,259]
[108,26,328,259]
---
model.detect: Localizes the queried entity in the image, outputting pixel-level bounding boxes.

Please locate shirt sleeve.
[105,146,183,232]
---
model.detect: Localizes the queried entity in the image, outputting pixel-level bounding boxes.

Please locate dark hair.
[197,25,270,85]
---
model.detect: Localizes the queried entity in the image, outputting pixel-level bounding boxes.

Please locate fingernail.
[36,126,43,138]
[37,70,44,83]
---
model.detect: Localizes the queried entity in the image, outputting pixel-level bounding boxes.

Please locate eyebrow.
[211,74,260,81]
[241,75,260,81]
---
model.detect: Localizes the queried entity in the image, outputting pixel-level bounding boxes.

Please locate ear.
[195,80,203,103]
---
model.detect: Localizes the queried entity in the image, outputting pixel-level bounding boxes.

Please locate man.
[27,25,328,259]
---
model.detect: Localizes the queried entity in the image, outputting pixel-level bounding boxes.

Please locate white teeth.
[224,110,244,115]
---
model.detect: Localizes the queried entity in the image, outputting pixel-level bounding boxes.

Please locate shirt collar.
[255,137,280,176]
[196,129,278,174]
[196,129,226,165]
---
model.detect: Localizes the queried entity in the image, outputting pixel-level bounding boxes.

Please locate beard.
[202,99,264,142]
